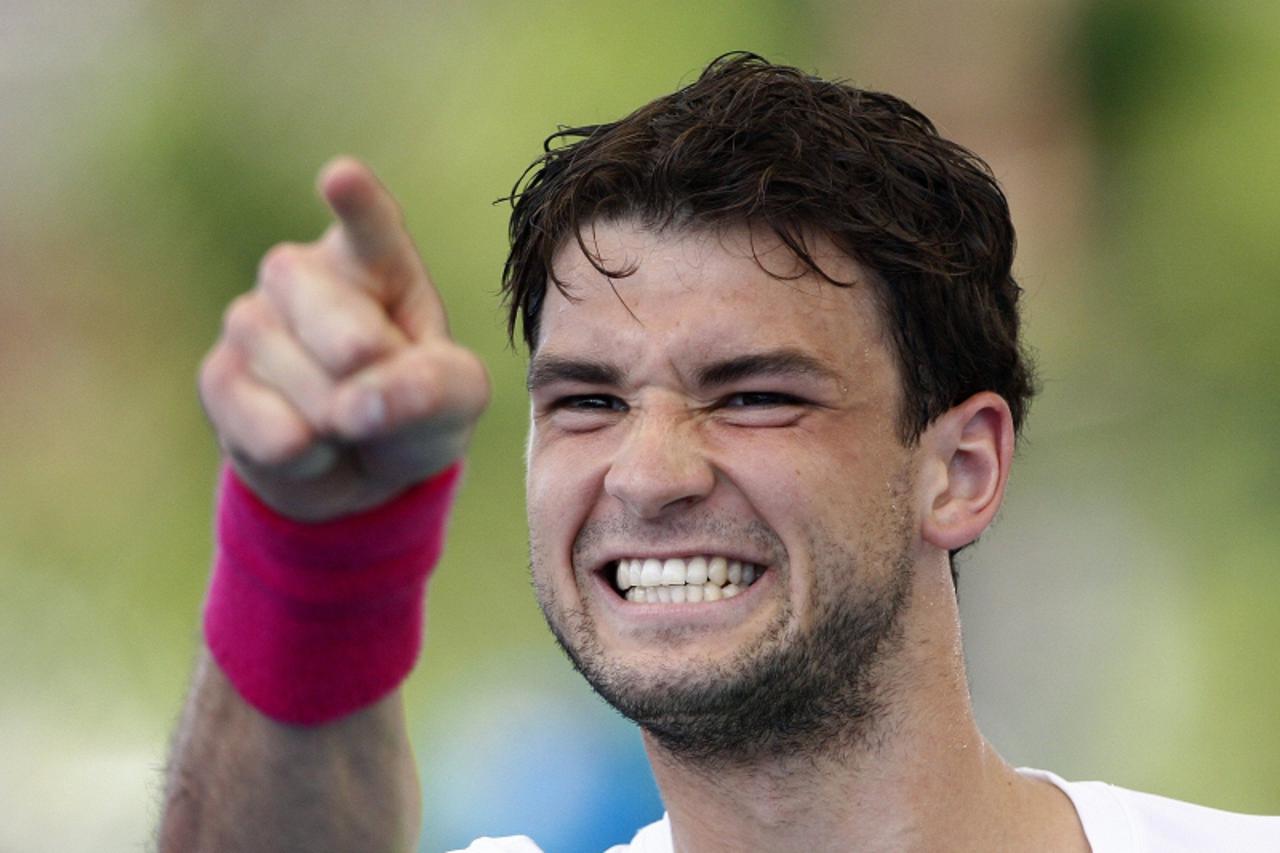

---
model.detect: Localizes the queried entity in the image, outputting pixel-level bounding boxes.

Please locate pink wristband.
[203,463,462,725]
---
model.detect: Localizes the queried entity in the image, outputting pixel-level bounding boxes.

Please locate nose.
[603,408,715,519]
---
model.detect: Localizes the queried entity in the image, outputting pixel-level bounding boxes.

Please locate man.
[160,54,1278,851]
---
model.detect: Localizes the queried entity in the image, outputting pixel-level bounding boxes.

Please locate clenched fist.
[198,158,490,521]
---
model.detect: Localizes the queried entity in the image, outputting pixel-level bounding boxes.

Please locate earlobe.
[919,392,1014,552]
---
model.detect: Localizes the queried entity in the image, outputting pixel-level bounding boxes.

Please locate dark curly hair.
[502,52,1036,444]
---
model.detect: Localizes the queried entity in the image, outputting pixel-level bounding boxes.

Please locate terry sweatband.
[203,462,462,725]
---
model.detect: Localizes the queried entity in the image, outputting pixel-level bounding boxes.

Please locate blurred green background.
[2,0,1277,850]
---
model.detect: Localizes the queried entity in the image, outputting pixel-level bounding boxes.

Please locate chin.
[541,553,912,767]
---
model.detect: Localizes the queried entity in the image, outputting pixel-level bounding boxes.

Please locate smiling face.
[525,220,928,762]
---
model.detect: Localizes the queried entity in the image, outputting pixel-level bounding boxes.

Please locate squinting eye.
[556,394,627,412]
[545,394,628,432]
[724,392,800,407]
[717,391,807,428]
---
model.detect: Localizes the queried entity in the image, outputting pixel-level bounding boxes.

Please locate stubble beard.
[531,501,916,771]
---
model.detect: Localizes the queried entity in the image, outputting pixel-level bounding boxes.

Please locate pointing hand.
[198,158,491,521]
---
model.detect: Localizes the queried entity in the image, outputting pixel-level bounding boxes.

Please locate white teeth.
[614,554,765,603]
[640,559,663,587]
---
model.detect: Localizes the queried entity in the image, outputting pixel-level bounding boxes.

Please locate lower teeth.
[621,577,753,604]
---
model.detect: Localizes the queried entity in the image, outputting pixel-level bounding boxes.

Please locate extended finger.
[327,341,491,443]
[318,157,413,270]
[391,268,449,342]
[315,157,449,341]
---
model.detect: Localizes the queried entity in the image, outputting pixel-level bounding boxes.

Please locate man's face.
[525,221,926,762]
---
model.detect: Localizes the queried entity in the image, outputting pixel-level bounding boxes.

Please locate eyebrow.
[527,355,623,391]
[693,349,841,389]
[527,348,838,392]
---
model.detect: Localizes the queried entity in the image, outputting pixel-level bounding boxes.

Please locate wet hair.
[501,51,1036,444]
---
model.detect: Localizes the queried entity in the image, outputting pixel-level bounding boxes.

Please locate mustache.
[570,514,785,566]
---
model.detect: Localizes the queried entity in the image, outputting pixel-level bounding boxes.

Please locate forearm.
[160,650,421,853]
[163,158,485,852]
[158,463,459,850]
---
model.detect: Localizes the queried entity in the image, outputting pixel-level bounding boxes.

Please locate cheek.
[525,434,609,563]
[717,425,875,518]
[720,425,913,557]
[525,464,575,609]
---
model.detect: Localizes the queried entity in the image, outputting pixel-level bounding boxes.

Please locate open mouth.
[607,556,766,604]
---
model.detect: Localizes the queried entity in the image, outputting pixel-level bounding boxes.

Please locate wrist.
[203,462,462,725]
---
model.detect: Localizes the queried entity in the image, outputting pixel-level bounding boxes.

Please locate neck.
[642,562,1086,853]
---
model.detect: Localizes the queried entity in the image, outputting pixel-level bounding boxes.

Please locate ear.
[917,392,1015,551]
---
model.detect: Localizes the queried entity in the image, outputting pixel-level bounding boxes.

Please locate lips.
[608,555,766,603]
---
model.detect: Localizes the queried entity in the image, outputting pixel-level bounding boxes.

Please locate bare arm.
[160,652,420,852]
[158,159,489,851]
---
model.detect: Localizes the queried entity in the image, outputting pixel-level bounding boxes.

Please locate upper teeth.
[614,556,760,603]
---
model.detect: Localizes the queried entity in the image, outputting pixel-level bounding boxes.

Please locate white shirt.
[1020,768,1280,852]
[453,768,1280,852]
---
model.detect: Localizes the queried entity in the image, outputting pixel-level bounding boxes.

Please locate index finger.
[318,156,412,267]
[316,157,449,339]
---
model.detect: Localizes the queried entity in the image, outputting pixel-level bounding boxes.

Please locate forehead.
[536,220,890,377]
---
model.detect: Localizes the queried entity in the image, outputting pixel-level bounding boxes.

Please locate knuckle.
[197,348,229,399]
[257,242,303,284]
[469,352,493,404]
[198,367,248,445]
[477,373,493,410]
[221,293,266,342]
[444,343,492,408]
[196,356,226,419]
[257,244,312,304]
[326,324,386,373]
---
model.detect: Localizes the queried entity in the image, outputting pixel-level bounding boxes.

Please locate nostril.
[602,425,717,520]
